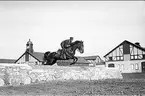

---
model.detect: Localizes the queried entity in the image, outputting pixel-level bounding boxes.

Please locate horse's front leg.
[70,57,78,65]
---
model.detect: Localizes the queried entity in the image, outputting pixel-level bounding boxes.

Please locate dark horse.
[43,40,84,65]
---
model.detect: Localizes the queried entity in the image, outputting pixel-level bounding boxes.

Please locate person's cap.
[70,37,73,39]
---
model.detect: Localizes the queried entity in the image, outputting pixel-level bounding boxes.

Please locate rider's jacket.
[60,39,72,49]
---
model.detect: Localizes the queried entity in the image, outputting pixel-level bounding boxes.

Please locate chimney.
[135,42,140,46]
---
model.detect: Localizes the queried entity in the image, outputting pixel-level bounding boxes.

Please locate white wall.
[16,55,26,64]
[106,60,145,73]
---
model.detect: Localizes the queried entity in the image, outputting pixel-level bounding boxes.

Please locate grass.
[0,79,145,95]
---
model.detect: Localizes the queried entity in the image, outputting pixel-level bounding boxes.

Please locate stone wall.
[0,63,123,86]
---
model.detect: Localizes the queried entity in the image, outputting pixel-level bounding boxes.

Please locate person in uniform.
[57,37,74,59]
[60,37,74,49]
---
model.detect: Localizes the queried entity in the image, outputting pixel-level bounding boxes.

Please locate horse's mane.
[71,40,83,46]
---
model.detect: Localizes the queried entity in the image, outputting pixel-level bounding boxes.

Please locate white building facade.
[104,40,145,73]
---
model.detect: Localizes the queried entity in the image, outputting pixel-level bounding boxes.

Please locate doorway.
[141,62,145,72]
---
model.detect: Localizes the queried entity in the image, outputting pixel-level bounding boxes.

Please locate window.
[135,63,139,70]
[135,56,138,59]
[143,54,145,59]
[138,54,143,59]
[120,57,123,60]
[131,55,134,59]
[121,64,124,70]
[108,63,115,67]
[109,57,113,61]
[117,57,120,60]
[35,61,38,65]
[131,64,134,70]
[113,57,116,61]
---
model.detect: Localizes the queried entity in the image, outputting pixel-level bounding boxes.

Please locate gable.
[104,40,145,61]
[104,40,145,57]
[15,51,42,63]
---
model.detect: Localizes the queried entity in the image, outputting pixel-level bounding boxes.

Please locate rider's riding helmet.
[70,37,73,41]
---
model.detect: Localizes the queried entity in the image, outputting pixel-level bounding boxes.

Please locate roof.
[15,51,45,63]
[104,40,145,57]
[57,57,89,64]
[0,59,16,63]
[83,56,98,60]
[30,52,44,61]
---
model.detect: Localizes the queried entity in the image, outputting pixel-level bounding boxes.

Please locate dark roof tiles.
[30,52,44,61]
[57,57,89,64]
[0,59,16,63]
[83,56,98,60]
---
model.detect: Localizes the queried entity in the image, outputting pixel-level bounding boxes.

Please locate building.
[15,39,44,65]
[0,59,16,64]
[83,56,105,67]
[104,40,145,73]
[15,39,104,66]
[56,57,90,66]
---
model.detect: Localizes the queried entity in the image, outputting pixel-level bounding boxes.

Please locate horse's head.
[71,40,84,54]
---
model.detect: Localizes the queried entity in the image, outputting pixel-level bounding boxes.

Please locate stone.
[9,78,21,86]
[0,63,123,87]
[0,78,5,86]
[23,77,31,85]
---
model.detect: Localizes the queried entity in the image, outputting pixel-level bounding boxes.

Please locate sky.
[0,1,145,59]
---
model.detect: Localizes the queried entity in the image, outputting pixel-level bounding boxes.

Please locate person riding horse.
[43,39,84,65]
[57,37,74,59]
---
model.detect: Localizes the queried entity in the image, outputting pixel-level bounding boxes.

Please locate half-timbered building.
[104,40,145,73]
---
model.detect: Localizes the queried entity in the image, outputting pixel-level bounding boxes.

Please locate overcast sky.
[0,1,145,59]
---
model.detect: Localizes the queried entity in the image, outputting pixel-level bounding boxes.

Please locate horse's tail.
[43,51,51,61]
[42,51,51,65]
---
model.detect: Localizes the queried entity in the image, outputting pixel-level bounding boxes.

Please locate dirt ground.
[0,79,145,96]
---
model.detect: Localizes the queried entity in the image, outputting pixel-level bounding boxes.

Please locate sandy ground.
[0,79,145,96]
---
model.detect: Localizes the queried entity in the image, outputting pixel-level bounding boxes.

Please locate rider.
[61,37,74,50]
[57,37,74,59]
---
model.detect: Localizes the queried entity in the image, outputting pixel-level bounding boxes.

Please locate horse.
[43,40,84,65]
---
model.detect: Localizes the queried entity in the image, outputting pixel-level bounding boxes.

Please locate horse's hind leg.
[70,57,78,65]
[52,59,57,65]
